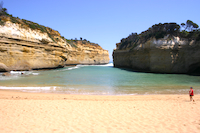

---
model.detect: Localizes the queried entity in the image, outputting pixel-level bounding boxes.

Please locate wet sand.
[0,90,200,133]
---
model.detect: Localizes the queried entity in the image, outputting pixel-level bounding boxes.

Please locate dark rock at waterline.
[0,63,9,72]
[2,72,11,76]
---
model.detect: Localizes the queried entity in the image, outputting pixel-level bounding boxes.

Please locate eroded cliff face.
[0,21,109,71]
[66,40,110,65]
[113,35,200,74]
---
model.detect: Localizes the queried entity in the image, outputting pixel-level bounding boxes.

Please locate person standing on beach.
[189,87,195,102]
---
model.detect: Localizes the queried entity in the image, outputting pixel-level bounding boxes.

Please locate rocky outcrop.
[0,35,68,71]
[2,72,11,76]
[0,62,9,72]
[66,40,109,65]
[0,20,109,71]
[113,35,200,74]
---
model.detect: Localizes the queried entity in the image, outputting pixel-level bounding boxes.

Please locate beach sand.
[0,90,200,133]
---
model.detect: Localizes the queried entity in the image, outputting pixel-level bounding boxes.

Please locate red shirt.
[190,89,194,96]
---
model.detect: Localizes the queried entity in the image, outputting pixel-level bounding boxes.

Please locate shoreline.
[0,90,200,133]
[1,89,192,100]
[0,88,197,97]
[0,89,200,101]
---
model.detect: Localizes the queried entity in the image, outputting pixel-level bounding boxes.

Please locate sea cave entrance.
[188,62,200,75]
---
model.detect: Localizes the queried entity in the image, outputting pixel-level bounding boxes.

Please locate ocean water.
[0,63,200,95]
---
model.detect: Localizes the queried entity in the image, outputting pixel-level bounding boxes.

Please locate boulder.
[0,63,9,72]
[2,72,11,76]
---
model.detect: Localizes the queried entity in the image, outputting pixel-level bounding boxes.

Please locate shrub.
[40,39,50,44]
[0,18,5,25]
[118,23,181,50]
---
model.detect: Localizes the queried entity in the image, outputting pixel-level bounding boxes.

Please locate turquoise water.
[0,63,200,95]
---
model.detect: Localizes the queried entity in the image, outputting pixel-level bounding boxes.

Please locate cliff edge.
[0,15,109,71]
[113,22,200,75]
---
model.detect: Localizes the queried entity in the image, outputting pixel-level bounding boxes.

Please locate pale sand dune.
[0,90,200,133]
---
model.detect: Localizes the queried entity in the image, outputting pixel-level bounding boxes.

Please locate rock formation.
[66,40,110,65]
[113,35,200,75]
[0,16,109,72]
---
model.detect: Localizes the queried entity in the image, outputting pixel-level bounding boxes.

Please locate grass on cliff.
[0,5,102,48]
[118,21,200,50]
[66,39,78,48]
[0,10,57,42]
[66,38,100,48]
[0,13,100,48]
[0,17,4,25]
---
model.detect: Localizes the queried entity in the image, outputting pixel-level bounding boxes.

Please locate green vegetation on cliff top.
[66,38,100,48]
[0,3,57,42]
[118,21,200,50]
[0,3,100,47]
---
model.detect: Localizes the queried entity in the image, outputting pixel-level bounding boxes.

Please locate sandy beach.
[0,90,200,133]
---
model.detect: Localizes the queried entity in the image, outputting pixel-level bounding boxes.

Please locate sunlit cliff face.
[113,35,200,75]
[0,21,52,42]
[0,21,109,71]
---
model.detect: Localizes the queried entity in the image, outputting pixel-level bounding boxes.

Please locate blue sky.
[3,0,200,61]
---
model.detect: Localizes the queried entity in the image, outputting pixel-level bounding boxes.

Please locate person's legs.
[190,96,195,102]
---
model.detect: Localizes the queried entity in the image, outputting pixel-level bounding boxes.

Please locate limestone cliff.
[113,35,200,74]
[0,16,109,71]
[66,40,110,65]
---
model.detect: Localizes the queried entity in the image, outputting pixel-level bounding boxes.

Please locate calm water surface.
[0,63,200,95]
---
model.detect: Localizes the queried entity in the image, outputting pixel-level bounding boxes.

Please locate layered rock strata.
[66,40,110,65]
[113,35,200,74]
[0,21,109,71]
